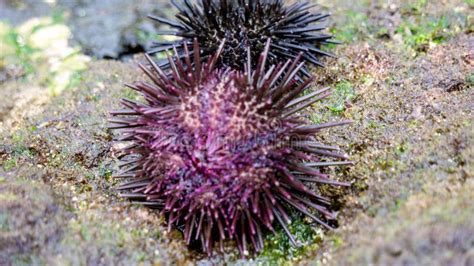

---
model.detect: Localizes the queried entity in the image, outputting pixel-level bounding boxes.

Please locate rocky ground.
[0,0,473,265]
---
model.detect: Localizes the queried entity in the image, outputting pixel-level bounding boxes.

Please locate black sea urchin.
[109,40,351,255]
[149,0,337,76]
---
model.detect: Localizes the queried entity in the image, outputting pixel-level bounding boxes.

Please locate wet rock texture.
[1,62,191,265]
[1,0,473,265]
[0,0,170,59]
[0,180,65,264]
[63,0,169,58]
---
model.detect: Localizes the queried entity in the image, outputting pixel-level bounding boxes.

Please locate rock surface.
[62,0,170,59]
[0,0,170,59]
[1,0,473,265]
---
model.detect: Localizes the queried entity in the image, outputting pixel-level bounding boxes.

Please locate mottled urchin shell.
[149,0,337,76]
[109,40,352,256]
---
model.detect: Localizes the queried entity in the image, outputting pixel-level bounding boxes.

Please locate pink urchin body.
[110,40,352,255]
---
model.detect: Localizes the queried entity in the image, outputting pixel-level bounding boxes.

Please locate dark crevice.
[103,44,147,61]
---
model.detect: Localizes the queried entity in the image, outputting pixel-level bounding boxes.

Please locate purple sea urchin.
[109,40,351,255]
[149,0,336,76]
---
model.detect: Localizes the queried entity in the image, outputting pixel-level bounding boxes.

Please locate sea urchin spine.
[109,39,351,255]
[149,0,337,76]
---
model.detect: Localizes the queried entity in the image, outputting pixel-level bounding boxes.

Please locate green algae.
[257,215,324,265]
[328,80,356,115]
[395,16,451,54]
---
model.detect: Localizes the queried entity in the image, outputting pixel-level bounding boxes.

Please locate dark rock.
[60,0,170,59]
[0,0,171,59]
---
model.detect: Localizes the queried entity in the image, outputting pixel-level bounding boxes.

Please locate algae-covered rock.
[339,184,474,265]
[0,179,65,265]
[0,0,473,265]
[1,60,191,265]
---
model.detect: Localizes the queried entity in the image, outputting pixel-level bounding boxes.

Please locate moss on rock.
[0,0,473,264]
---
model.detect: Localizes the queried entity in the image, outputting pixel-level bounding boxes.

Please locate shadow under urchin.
[149,0,337,77]
[109,40,352,256]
